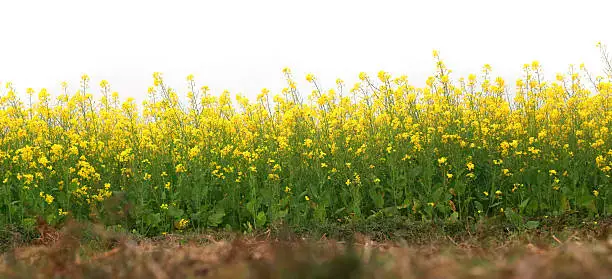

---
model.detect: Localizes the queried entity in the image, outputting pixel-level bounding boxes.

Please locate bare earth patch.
[2,222,611,279]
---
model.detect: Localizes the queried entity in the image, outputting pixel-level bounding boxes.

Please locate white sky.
[1,0,611,102]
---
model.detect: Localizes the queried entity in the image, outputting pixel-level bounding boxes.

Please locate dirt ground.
[1,222,611,279]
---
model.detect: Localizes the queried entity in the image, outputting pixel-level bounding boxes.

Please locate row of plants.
[1,48,611,235]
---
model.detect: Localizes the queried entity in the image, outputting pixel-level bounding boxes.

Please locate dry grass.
[1,221,611,279]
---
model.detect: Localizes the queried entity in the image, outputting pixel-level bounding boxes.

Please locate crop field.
[1,50,611,234]
[1,47,612,278]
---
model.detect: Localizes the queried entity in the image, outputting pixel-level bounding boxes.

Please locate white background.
[1,0,611,102]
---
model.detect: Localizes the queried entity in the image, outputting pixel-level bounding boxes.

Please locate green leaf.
[167,207,184,218]
[368,186,384,209]
[519,198,531,213]
[578,195,596,212]
[448,211,459,223]
[22,218,36,231]
[255,211,267,228]
[382,206,398,216]
[432,187,444,201]
[314,204,327,222]
[298,190,308,199]
[145,213,161,226]
[525,221,540,230]
[207,208,225,227]
[504,208,522,229]
[275,209,288,220]
[454,181,466,195]
[488,201,502,208]
[246,200,257,217]
[366,210,382,221]
[408,166,422,178]
[474,201,483,212]
[333,207,346,216]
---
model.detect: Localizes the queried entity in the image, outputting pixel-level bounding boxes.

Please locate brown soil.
[1,223,611,279]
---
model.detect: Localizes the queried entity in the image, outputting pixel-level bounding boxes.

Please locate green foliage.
[0,53,611,236]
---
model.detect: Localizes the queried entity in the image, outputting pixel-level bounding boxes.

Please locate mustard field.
[1,50,611,235]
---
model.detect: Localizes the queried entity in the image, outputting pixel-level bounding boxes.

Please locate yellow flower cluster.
[0,52,611,233]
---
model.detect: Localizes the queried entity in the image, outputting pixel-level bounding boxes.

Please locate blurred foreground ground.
[1,221,611,279]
